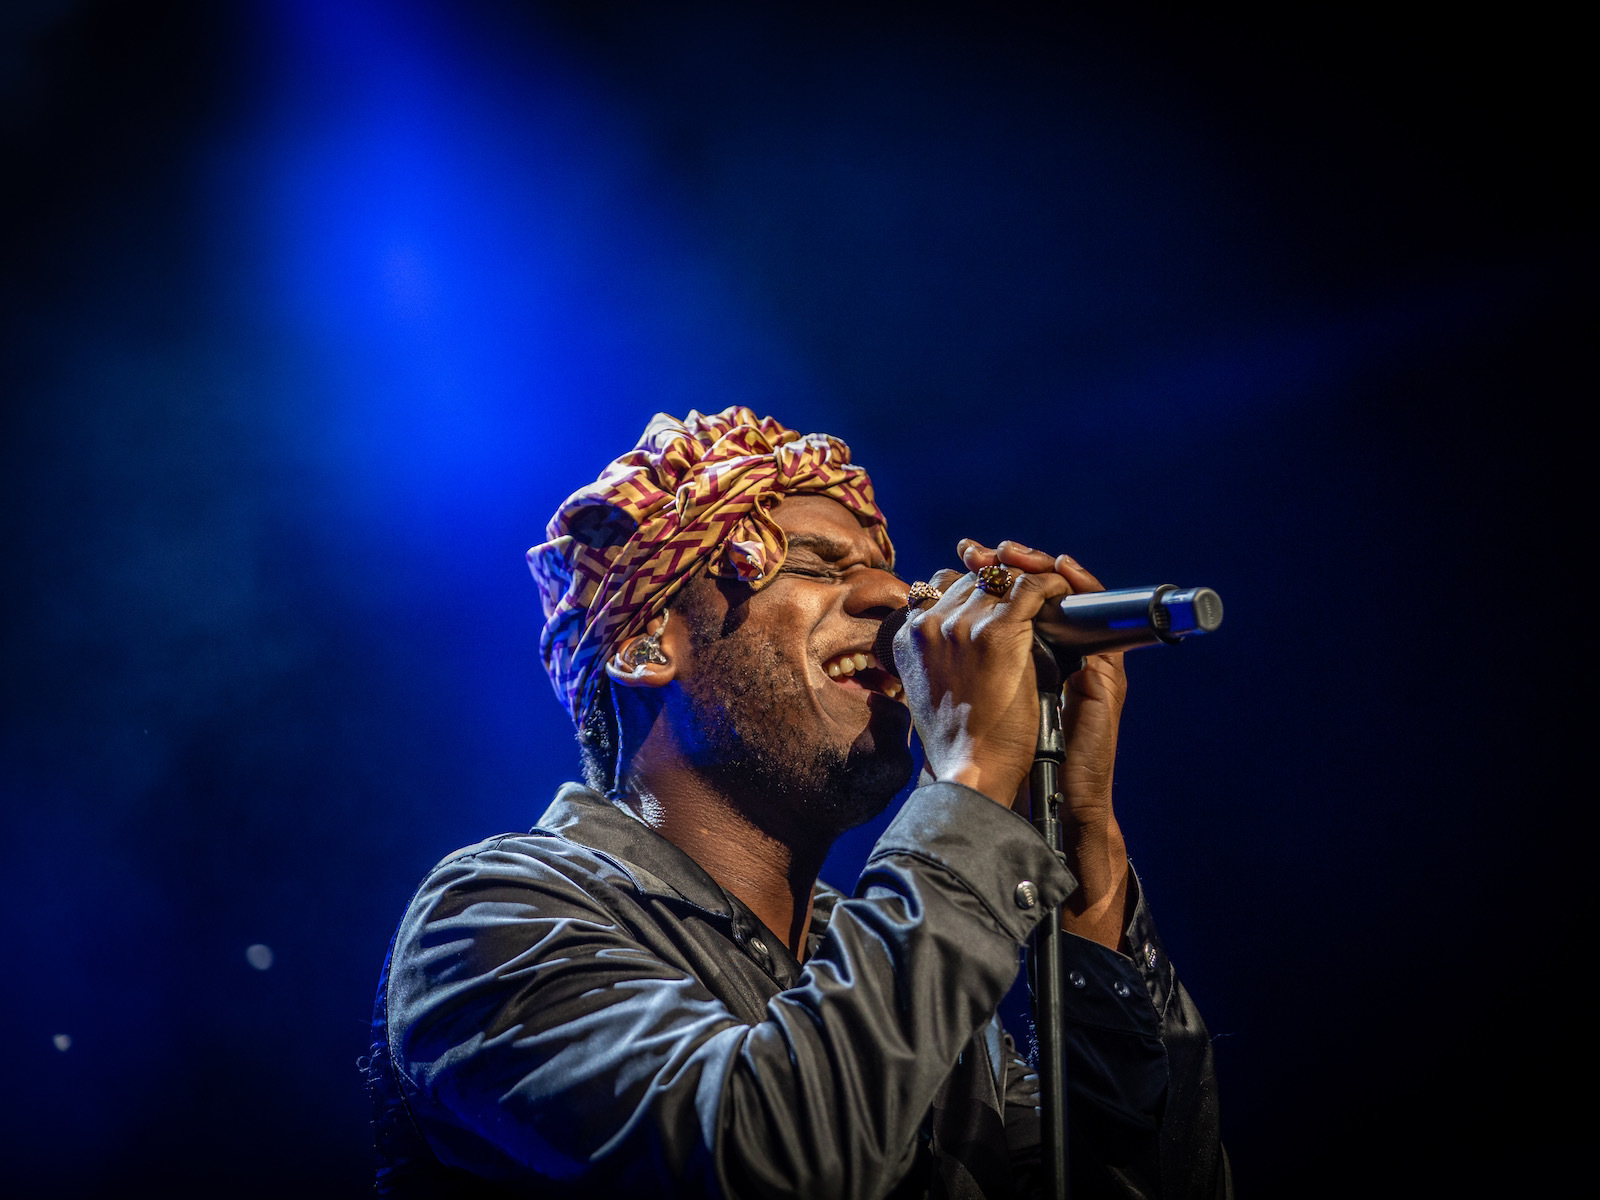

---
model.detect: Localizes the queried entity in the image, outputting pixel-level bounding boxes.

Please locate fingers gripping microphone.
[872,585,1223,677]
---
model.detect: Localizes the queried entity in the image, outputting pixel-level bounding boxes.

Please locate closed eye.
[776,564,844,582]
[777,564,903,589]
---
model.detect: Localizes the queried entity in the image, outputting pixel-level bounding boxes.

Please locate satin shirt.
[367,782,1229,1198]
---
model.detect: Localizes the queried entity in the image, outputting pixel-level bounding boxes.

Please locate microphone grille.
[873,607,911,678]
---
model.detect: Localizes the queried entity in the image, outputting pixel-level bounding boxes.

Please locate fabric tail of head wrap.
[527,406,893,725]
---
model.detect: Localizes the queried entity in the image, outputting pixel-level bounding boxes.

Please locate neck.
[615,758,830,959]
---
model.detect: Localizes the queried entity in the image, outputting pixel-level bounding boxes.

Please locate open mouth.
[821,650,904,700]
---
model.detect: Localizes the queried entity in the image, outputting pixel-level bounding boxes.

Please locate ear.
[604,611,678,689]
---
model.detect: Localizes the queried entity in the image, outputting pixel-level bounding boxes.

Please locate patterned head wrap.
[528,406,893,724]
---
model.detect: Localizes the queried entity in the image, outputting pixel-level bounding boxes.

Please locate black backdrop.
[1,2,1589,1195]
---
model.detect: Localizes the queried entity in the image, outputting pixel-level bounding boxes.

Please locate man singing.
[366,408,1230,1198]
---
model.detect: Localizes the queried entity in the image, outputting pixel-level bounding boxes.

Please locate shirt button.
[1013,881,1039,910]
[1068,970,1086,988]
[1113,980,1132,998]
[748,937,767,957]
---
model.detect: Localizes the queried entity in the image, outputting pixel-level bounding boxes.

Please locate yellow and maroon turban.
[527,407,893,724]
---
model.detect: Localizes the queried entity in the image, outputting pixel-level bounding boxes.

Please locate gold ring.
[906,581,942,608]
[976,565,1013,596]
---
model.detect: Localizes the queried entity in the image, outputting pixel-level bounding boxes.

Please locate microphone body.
[873,584,1223,677]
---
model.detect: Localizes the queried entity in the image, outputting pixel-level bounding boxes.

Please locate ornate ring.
[906,581,943,608]
[975,565,1013,596]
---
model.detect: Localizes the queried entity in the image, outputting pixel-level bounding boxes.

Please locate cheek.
[756,597,835,684]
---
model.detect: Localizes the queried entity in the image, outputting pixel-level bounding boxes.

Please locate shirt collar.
[534,783,734,915]
[534,782,843,950]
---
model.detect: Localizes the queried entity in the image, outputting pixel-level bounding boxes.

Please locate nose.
[844,568,908,622]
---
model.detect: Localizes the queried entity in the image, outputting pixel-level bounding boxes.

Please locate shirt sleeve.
[1002,869,1231,1199]
[385,782,1074,1200]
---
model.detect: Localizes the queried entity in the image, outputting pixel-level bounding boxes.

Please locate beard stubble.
[667,586,913,838]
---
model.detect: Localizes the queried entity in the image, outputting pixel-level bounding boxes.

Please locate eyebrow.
[785,533,894,573]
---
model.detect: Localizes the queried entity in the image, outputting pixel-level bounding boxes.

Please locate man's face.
[666,494,914,834]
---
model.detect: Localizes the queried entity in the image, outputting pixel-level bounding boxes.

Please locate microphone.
[872,584,1223,677]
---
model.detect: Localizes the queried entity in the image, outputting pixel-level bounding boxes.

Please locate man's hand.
[895,557,1072,809]
[953,540,1132,952]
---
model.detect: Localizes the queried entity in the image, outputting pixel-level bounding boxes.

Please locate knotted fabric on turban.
[527,406,893,724]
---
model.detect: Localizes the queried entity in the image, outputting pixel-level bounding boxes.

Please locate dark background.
[1,1,1589,1194]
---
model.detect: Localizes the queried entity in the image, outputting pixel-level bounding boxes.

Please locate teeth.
[821,652,904,699]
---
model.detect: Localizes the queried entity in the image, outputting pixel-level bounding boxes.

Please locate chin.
[828,730,915,830]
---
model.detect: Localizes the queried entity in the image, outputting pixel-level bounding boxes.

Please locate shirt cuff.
[1058,864,1174,1035]
[867,781,1079,943]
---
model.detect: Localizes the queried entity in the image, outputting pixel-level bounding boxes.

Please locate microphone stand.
[1027,641,1079,1200]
